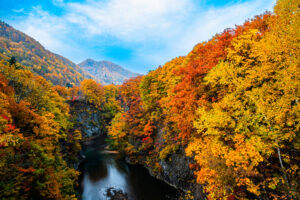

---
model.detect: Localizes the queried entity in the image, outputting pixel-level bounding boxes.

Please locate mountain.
[78,59,140,85]
[0,21,93,86]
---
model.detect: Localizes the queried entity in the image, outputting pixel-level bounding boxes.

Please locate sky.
[0,0,276,74]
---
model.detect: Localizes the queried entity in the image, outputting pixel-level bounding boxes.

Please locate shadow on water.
[79,136,180,200]
[84,151,108,182]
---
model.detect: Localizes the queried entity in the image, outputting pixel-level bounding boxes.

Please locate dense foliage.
[0,62,120,199]
[108,0,299,199]
[0,0,298,199]
[0,61,80,199]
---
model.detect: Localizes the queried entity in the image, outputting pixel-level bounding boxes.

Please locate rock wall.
[145,149,205,200]
[159,150,204,199]
[68,100,105,137]
[126,126,205,199]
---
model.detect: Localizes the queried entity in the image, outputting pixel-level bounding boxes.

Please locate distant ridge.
[78,59,140,85]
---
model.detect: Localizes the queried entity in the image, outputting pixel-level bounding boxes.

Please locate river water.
[79,137,180,200]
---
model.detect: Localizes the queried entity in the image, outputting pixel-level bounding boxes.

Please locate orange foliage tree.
[108,1,298,199]
[0,61,79,199]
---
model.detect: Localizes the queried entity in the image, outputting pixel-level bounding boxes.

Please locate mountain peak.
[78,59,140,85]
[80,58,98,66]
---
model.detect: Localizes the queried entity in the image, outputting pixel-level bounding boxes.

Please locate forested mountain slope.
[0,21,93,86]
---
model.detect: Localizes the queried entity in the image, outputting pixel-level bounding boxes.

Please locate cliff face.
[123,127,205,199]
[128,149,204,199]
[146,145,205,199]
[156,149,205,200]
[68,100,105,137]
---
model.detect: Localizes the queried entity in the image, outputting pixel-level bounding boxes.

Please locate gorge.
[0,0,299,199]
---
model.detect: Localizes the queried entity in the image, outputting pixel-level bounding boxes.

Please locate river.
[79,136,180,200]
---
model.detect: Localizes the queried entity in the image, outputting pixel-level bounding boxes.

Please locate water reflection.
[84,151,108,182]
[80,148,179,200]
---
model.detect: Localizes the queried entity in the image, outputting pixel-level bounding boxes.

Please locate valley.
[0,0,299,199]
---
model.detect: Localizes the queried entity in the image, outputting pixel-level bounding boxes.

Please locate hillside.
[0,59,121,199]
[78,58,140,85]
[107,1,299,199]
[0,21,93,86]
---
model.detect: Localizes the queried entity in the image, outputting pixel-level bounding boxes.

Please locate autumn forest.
[0,0,299,199]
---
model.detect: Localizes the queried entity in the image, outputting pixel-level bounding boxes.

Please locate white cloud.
[170,0,276,55]
[65,0,193,41]
[11,0,276,72]
[12,8,24,13]
[15,6,69,52]
[129,0,276,70]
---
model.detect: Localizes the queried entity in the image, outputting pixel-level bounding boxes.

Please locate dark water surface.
[79,138,180,200]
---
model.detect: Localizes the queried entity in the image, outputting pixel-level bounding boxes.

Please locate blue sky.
[0,0,276,74]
